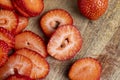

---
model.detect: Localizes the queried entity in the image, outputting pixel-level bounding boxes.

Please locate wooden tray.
[26,0,120,80]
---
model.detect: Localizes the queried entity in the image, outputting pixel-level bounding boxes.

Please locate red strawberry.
[0,40,10,67]
[6,73,33,80]
[47,25,82,60]
[15,31,48,58]
[78,0,108,20]
[16,48,49,79]
[11,0,30,17]
[15,16,28,35]
[0,54,32,80]
[0,27,15,48]
[68,57,102,80]
[0,10,18,33]
[40,9,73,37]
[13,0,44,17]
[0,0,13,10]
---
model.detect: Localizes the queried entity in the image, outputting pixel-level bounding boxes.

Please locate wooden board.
[26,0,120,80]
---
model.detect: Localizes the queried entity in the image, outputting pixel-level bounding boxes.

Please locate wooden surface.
[26,0,120,80]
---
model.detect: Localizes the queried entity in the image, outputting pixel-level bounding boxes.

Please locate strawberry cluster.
[0,0,107,80]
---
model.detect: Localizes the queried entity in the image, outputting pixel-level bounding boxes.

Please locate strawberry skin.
[78,0,108,20]
[15,31,48,58]
[15,16,28,35]
[68,57,102,80]
[0,0,13,10]
[16,48,49,79]
[13,0,44,17]
[0,10,18,33]
[0,27,15,48]
[40,9,73,37]
[0,54,32,80]
[0,40,10,67]
[11,0,30,17]
[47,25,82,60]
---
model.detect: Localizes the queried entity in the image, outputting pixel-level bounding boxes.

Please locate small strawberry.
[0,10,18,33]
[40,9,73,37]
[11,0,30,17]
[0,27,15,48]
[47,25,82,60]
[0,40,10,67]
[15,16,28,35]
[6,73,33,80]
[68,57,102,80]
[15,31,48,58]
[13,0,44,17]
[0,54,32,80]
[0,0,13,10]
[78,0,108,20]
[16,48,49,79]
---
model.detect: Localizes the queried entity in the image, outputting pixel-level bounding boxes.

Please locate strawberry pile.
[0,0,103,80]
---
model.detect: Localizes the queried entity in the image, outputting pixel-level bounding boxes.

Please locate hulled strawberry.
[40,9,73,37]
[78,0,108,20]
[0,54,32,80]
[0,40,10,67]
[12,0,44,17]
[15,31,48,58]
[15,16,28,35]
[0,10,18,33]
[0,27,15,48]
[0,0,13,10]
[16,48,49,79]
[68,57,102,80]
[47,25,82,60]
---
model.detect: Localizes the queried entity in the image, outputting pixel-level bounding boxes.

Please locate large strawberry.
[78,0,108,20]
[47,25,82,60]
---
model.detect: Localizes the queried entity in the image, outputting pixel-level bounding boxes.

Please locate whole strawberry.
[78,0,108,20]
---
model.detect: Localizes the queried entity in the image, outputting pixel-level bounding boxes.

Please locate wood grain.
[26,0,120,80]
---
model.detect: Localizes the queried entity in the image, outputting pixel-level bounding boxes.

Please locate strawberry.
[6,73,33,80]
[15,16,28,35]
[0,27,15,48]
[13,0,44,17]
[0,10,18,33]
[78,0,108,20]
[40,9,73,37]
[16,48,49,79]
[15,31,48,58]
[47,25,82,60]
[11,0,30,17]
[0,54,32,80]
[0,0,13,10]
[0,40,10,67]
[68,57,102,80]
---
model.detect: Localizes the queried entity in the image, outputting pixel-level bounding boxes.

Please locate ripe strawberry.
[47,25,82,60]
[15,16,28,35]
[11,0,30,17]
[0,0,13,10]
[16,48,49,79]
[78,0,108,20]
[0,40,10,67]
[6,73,33,80]
[13,0,44,17]
[0,10,18,33]
[0,27,15,48]
[68,57,102,80]
[0,54,32,80]
[15,31,48,58]
[40,9,73,37]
